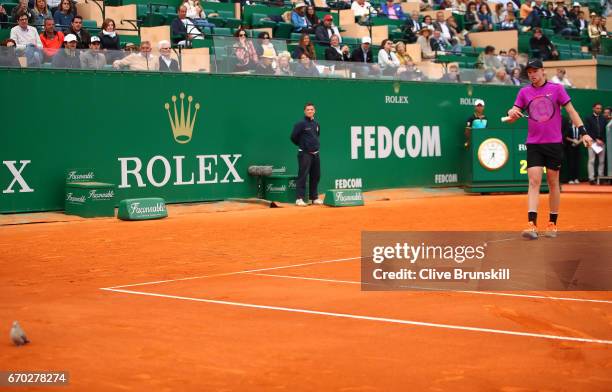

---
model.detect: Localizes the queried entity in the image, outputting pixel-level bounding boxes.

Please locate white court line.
[100,287,612,345]
[250,273,612,305]
[101,256,362,289]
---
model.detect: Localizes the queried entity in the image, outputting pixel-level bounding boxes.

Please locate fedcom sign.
[351,125,441,159]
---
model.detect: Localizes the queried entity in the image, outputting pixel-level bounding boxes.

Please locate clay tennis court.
[1,189,611,391]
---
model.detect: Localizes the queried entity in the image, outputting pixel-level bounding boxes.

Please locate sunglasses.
[239,33,246,37]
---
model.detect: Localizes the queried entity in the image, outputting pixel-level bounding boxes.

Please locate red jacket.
[40,31,64,58]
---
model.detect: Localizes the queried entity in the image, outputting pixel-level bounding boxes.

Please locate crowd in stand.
[0,0,610,79]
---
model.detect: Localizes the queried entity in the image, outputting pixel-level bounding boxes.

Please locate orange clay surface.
[1,189,611,391]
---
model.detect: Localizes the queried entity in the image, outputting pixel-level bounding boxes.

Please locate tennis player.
[505,59,592,239]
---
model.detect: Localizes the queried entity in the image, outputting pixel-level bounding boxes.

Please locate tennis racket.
[501,95,556,123]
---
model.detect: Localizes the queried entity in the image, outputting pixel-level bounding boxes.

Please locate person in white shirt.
[550,68,573,87]
[433,11,453,41]
[10,12,43,66]
[378,38,400,76]
[351,0,374,21]
[158,40,179,72]
[112,40,159,71]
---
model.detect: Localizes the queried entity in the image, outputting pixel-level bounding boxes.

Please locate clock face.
[477,138,509,170]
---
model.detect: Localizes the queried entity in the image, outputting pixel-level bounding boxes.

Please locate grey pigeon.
[10,321,30,346]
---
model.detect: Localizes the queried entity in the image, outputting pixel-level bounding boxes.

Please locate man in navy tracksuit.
[290,102,322,206]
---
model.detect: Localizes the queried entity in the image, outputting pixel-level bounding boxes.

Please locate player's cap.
[361,36,371,44]
[64,34,77,42]
[474,99,485,107]
[526,58,543,70]
[90,36,100,43]
[323,14,333,21]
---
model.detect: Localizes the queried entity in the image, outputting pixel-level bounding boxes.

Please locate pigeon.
[10,321,30,346]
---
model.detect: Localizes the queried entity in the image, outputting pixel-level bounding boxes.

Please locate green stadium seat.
[261,20,277,31]
[275,22,294,39]
[136,4,148,17]
[225,18,242,29]
[141,12,166,27]
[82,19,97,30]
[207,16,225,27]
[2,2,18,16]
[213,27,232,36]
[165,12,178,26]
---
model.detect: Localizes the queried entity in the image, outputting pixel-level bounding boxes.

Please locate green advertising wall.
[0,69,609,213]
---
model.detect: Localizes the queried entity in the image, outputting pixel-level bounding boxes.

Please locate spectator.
[158,40,178,72]
[492,68,510,84]
[422,15,434,30]
[232,28,258,71]
[254,32,277,58]
[573,11,588,34]
[439,0,453,10]
[419,0,433,12]
[47,0,60,14]
[182,0,214,29]
[477,3,493,31]
[324,34,350,61]
[11,0,32,23]
[446,16,466,46]
[599,16,607,37]
[0,4,7,26]
[551,68,573,87]
[291,2,310,33]
[509,67,522,85]
[0,39,21,67]
[452,0,467,14]
[305,5,319,28]
[255,50,276,75]
[568,2,581,21]
[171,5,204,46]
[542,1,555,19]
[430,29,451,53]
[294,52,319,76]
[394,41,412,65]
[350,36,373,63]
[500,2,516,22]
[351,0,374,23]
[51,33,80,68]
[31,0,52,29]
[492,3,504,24]
[478,45,502,70]
[377,38,400,76]
[530,27,559,60]
[585,102,607,184]
[588,14,602,54]
[554,0,569,16]
[522,0,545,30]
[563,115,583,184]
[402,11,422,43]
[53,0,74,30]
[501,12,518,30]
[519,0,533,20]
[315,14,341,46]
[112,40,159,70]
[80,35,105,69]
[275,51,293,76]
[464,98,487,147]
[553,5,578,36]
[439,63,460,82]
[39,17,63,60]
[464,2,481,31]
[64,16,90,49]
[380,0,406,20]
[397,60,424,81]
[433,10,455,42]
[292,33,316,60]
[10,12,43,66]
[417,27,435,59]
[502,48,519,72]
[98,18,120,63]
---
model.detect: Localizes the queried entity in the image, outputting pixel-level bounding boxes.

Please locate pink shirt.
[514,81,571,144]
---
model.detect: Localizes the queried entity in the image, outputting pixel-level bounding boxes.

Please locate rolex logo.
[164,92,200,144]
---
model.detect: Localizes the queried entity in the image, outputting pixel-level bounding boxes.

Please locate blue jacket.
[380,3,406,20]
[53,10,74,29]
[291,11,308,32]
[291,116,320,152]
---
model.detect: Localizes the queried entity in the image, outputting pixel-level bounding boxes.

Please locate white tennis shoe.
[295,199,307,207]
[312,199,324,205]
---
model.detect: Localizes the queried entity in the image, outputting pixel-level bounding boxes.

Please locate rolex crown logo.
[164,92,200,144]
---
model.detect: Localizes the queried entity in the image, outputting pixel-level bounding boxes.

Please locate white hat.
[90,36,100,43]
[64,34,77,42]
[294,1,306,8]
[572,1,580,6]
[474,99,485,106]
[361,36,371,44]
